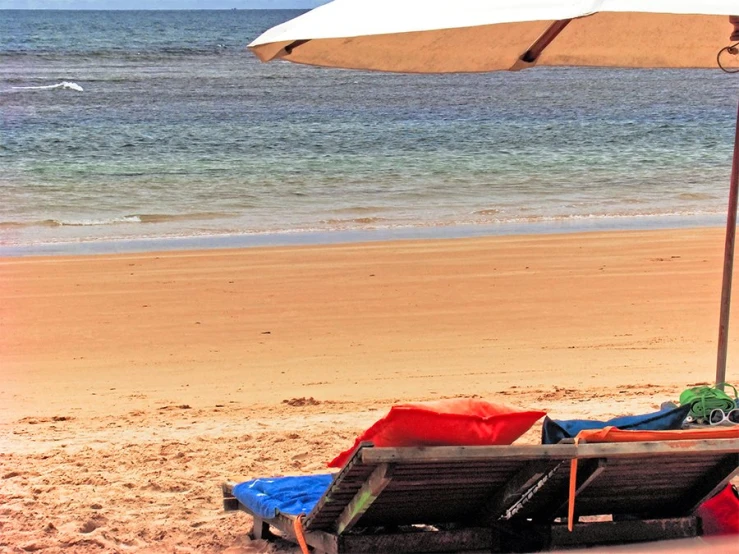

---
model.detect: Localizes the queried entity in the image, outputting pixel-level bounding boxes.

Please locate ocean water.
[1,9,738,255]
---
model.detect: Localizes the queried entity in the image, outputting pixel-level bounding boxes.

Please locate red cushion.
[328,398,546,468]
[697,484,739,535]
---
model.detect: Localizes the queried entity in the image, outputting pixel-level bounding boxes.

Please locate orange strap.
[567,435,581,532]
[293,514,310,554]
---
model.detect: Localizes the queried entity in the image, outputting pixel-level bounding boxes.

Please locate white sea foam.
[50,215,141,226]
[12,81,83,92]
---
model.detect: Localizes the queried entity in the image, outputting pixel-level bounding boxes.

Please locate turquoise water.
[1,9,738,255]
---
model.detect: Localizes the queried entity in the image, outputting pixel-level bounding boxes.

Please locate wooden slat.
[391,458,524,466]
[590,472,714,484]
[387,473,514,483]
[622,466,723,476]
[361,444,577,464]
[595,463,724,475]
[574,500,675,517]
[393,468,518,475]
[339,527,493,554]
[390,469,516,481]
[369,494,489,508]
[590,475,705,488]
[369,490,490,506]
[588,478,710,490]
[364,490,484,508]
[548,517,698,548]
[388,468,521,479]
[576,438,739,459]
[586,480,700,492]
[335,463,394,534]
[576,491,684,504]
[604,456,729,466]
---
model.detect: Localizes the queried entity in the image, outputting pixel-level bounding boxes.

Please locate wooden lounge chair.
[222,437,739,553]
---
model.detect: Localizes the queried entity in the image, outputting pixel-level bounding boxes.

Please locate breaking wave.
[0,213,228,229]
[11,81,83,92]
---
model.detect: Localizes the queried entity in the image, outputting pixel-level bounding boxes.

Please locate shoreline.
[0,212,727,257]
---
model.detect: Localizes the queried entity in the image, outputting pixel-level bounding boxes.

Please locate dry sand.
[1,227,737,553]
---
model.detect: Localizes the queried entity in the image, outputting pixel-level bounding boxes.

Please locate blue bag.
[541,404,691,444]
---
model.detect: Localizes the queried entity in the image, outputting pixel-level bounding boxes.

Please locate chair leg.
[251,517,270,540]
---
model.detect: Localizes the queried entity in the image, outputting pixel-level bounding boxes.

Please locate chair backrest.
[304,443,576,531]
[573,438,739,518]
[303,438,739,533]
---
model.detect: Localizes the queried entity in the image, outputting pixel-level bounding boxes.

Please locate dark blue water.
[1,10,737,254]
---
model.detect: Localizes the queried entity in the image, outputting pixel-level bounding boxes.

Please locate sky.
[0,0,325,8]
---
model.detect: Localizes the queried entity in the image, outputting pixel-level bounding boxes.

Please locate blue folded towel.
[541,404,691,444]
[232,474,334,519]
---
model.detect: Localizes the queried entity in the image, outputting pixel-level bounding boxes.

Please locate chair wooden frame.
[223,438,739,553]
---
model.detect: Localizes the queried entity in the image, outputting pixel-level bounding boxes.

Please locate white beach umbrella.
[250,1,738,73]
[249,1,739,386]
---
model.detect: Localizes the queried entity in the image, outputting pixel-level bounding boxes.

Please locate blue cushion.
[541,404,692,445]
[232,474,334,519]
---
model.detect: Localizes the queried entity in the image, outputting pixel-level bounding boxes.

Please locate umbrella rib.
[520,19,572,63]
[285,39,310,55]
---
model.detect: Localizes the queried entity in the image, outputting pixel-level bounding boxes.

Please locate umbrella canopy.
[249,1,739,73]
[248,1,739,387]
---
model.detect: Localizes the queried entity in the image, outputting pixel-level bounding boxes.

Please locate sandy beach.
[1,227,737,553]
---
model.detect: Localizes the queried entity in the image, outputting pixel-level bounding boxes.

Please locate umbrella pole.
[716,97,739,388]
